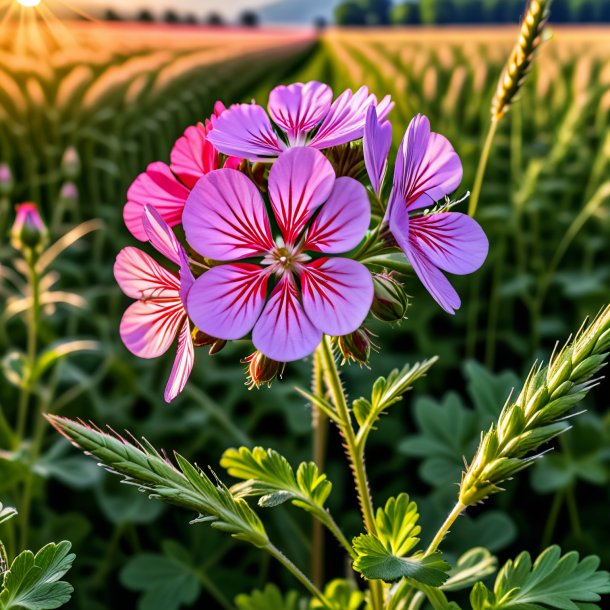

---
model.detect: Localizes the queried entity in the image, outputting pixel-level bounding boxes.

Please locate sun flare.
[17,0,41,7]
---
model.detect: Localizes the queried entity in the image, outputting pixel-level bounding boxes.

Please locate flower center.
[261,239,311,275]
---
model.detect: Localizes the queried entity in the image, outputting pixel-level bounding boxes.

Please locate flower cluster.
[115,81,488,401]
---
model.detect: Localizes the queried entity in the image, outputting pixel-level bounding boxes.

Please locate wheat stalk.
[491,0,552,121]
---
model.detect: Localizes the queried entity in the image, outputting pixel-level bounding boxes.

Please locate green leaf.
[235,584,301,610]
[220,447,332,514]
[120,544,200,610]
[470,546,610,610]
[352,494,450,585]
[441,548,497,592]
[310,579,364,610]
[0,541,75,610]
[0,503,17,526]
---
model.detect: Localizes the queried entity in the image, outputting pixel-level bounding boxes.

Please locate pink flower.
[183,147,374,362]
[123,107,241,241]
[114,205,195,402]
[207,81,393,162]
[365,114,488,314]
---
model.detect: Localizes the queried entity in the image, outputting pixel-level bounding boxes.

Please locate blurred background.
[0,1,609,609]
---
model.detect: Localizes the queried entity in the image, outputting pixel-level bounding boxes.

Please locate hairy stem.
[424,502,466,557]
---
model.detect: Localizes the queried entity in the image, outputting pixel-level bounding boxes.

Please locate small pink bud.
[61,146,81,180]
[11,202,48,252]
[0,163,13,197]
[243,351,284,389]
[59,181,78,201]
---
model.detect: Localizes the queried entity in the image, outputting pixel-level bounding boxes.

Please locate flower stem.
[424,502,465,556]
[265,543,331,608]
[468,119,498,218]
[318,336,384,610]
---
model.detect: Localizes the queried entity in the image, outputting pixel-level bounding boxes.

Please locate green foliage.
[235,584,301,610]
[352,494,450,585]
[119,541,200,610]
[0,542,75,610]
[470,546,610,610]
[442,548,497,592]
[0,503,17,526]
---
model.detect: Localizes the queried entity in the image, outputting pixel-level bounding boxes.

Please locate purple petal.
[120,299,185,358]
[124,162,190,241]
[164,318,194,403]
[268,81,333,145]
[409,212,488,275]
[309,86,391,150]
[183,169,274,261]
[206,103,284,161]
[301,258,373,336]
[142,204,182,265]
[390,114,462,212]
[186,263,268,340]
[364,105,392,196]
[305,177,370,254]
[268,147,335,246]
[252,276,322,362]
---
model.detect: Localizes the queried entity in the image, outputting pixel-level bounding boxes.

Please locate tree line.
[336,0,610,25]
[103,9,259,26]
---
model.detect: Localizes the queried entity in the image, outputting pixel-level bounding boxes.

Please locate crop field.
[0,18,609,610]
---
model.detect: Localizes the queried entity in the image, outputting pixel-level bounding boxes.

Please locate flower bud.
[337,328,372,366]
[0,163,14,197]
[371,273,410,322]
[10,202,48,252]
[191,328,227,355]
[61,146,81,180]
[59,181,78,202]
[243,351,284,389]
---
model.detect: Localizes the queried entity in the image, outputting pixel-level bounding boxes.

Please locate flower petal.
[409,212,488,275]
[252,276,322,362]
[268,81,333,145]
[164,318,194,403]
[142,204,182,265]
[114,247,180,300]
[124,162,190,241]
[268,147,335,245]
[301,258,373,336]
[187,263,268,340]
[170,123,219,189]
[364,105,392,195]
[309,86,391,149]
[305,177,370,254]
[183,169,274,260]
[390,114,462,212]
[207,103,284,161]
[120,299,185,358]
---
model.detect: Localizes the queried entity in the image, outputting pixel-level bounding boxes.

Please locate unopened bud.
[191,328,227,355]
[61,146,81,180]
[0,163,14,197]
[371,274,410,322]
[243,351,284,389]
[337,328,372,366]
[59,181,78,202]
[10,203,48,252]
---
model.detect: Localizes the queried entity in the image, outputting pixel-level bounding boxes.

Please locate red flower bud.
[243,351,284,389]
[337,328,373,366]
[10,202,48,252]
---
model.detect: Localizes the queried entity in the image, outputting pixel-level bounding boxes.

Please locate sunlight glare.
[17,0,41,7]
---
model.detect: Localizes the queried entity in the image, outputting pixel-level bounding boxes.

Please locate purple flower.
[183,147,374,362]
[207,81,393,162]
[365,114,488,314]
[363,105,392,196]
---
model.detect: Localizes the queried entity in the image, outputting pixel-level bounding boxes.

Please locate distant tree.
[600,1,610,22]
[163,10,180,24]
[137,9,155,23]
[240,10,259,26]
[574,0,597,22]
[183,13,198,25]
[419,0,457,24]
[550,0,572,22]
[104,9,122,21]
[335,1,367,25]
[313,16,328,30]
[207,12,224,26]
[390,1,421,25]
[365,0,392,25]
[456,0,484,24]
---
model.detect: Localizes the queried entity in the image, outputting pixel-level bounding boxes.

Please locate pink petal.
[300,258,373,336]
[268,81,332,145]
[183,169,274,260]
[114,247,180,301]
[252,275,322,362]
[390,114,462,212]
[120,299,185,358]
[142,204,182,265]
[186,263,268,340]
[268,147,335,246]
[206,103,284,161]
[409,212,488,275]
[170,123,219,189]
[309,86,391,150]
[305,177,370,254]
[223,156,242,170]
[164,318,194,403]
[124,162,190,241]
[364,105,392,196]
